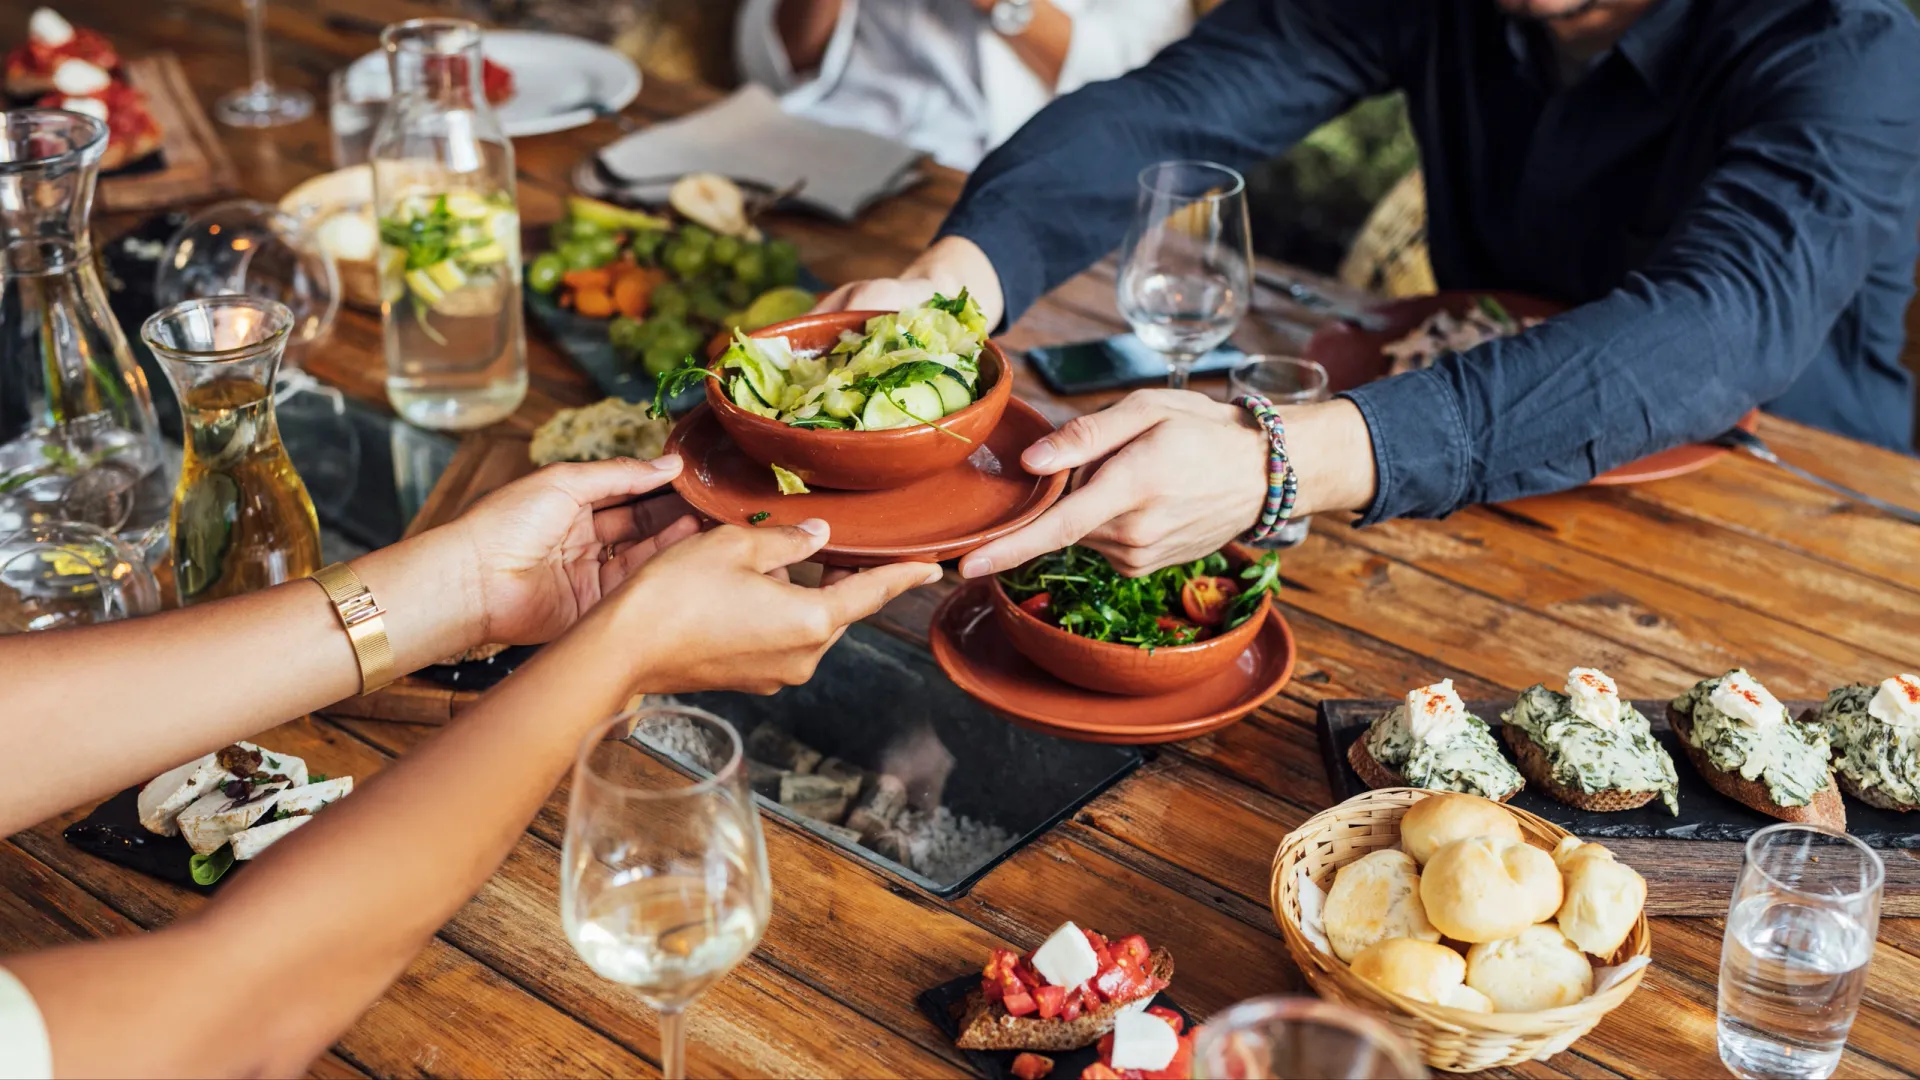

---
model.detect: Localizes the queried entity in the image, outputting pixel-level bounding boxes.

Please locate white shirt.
[737,0,1193,170]
[0,965,51,1080]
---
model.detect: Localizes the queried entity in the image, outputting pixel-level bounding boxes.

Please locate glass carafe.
[0,109,166,535]
[370,18,527,431]
[141,297,320,606]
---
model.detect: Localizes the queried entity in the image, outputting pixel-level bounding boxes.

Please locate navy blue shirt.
[940,0,1920,523]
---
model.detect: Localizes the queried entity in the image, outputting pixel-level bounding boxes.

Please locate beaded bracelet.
[1233,392,1298,544]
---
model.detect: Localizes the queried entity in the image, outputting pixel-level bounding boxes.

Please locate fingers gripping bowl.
[691,308,1014,491]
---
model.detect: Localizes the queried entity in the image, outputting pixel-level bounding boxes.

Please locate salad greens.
[651,291,988,435]
[189,845,234,886]
[998,545,1280,649]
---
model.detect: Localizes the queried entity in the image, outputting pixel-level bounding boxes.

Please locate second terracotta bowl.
[988,572,1272,697]
[703,310,1014,491]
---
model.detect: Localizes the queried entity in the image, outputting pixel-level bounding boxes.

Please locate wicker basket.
[1270,788,1652,1073]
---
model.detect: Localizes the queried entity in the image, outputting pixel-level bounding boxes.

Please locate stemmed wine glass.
[1116,161,1253,389]
[215,0,313,127]
[562,706,772,1080]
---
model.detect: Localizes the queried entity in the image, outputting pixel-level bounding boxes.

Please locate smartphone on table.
[1025,334,1245,396]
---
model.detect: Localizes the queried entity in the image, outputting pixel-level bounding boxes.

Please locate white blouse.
[0,965,51,1080]
[736,0,1193,170]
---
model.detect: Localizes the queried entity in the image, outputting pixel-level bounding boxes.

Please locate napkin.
[595,84,925,221]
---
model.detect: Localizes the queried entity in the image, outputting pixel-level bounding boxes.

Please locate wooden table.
[6,2,1920,1077]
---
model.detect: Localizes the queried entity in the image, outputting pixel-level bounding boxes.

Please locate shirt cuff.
[0,964,52,1080]
[1339,367,1473,525]
[936,195,1048,332]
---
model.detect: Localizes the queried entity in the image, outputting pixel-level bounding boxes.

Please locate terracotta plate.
[665,398,1069,567]
[929,581,1297,745]
[1304,290,1760,485]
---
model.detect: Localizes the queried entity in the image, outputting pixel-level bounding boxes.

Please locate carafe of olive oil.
[140,298,320,606]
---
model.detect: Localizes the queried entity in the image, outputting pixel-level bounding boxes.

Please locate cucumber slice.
[860,382,944,430]
[932,373,973,415]
[821,387,866,419]
[730,376,777,418]
[424,259,468,293]
[729,349,787,410]
[403,267,447,305]
[176,472,238,600]
[461,241,507,266]
[442,191,492,220]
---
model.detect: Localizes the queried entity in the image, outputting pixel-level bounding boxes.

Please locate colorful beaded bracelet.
[1234,392,1298,544]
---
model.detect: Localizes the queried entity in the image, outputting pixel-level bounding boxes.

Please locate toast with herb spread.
[1816,676,1920,813]
[1350,680,1524,802]
[1669,670,1842,830]
[1501,669,1679,815]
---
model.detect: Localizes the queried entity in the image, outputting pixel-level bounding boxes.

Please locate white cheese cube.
[176,781,291,855]
[59,96,107,121]
[50,57,109,96]
[272,775,353,814]
[230,816,310,860]
[1029,921,1100,990]
[230,777,353,860]
[1109,1011,1179,1072]
[28,8,74,48]
[137,753,223,836]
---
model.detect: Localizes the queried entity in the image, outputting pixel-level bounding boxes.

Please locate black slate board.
[918,973,1193,1080]
[63,785,232,893]
[1318,699,1920,849]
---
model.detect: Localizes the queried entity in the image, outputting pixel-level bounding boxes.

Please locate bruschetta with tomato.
[6,8,118,97]
[955,922,1173,1053]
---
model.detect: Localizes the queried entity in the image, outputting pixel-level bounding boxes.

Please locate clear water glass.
[0,520,162,633]
[1116,161,1253,389]
[562,707,771,1080]
[328,67,388,169]
[1718,823,1883,1080]
[1193,996,1426,1079]
[155,200,340,373]
[215,0,314,127]
[1229,356,1329,549]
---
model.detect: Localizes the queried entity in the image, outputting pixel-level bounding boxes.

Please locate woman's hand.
[604,520,942,695]
[812,236,1007,326]
[436,456,701,647]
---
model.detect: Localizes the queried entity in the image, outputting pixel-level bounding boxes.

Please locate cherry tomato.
[1180,575,1240,626]
[1011,1053,1054,1080]
[1146,1005,1185,1035]
[1017,591,1051,619]
[1154,615,1200,643]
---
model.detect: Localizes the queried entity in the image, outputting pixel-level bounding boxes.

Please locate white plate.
[345,31,641,139]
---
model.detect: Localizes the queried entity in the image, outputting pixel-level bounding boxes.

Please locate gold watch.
[311,562,396,695]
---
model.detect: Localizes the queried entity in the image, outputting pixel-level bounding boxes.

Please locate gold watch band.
[311,562,396,695]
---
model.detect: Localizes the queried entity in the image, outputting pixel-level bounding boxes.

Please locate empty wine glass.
[1117,161,1253,389]
[562,706,772,1080]
[1193,996,1426,1079]
[0,520,163,633]
[155,200,340,373]
[215,0,314,127]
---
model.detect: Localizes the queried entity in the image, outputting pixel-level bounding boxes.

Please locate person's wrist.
[360,524,489,663]
[1277,399,1377,518]
[907,236,1005,327]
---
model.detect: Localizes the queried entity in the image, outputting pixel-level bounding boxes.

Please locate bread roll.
[1552,837,1646,958]
[1441,984,1494,1013]
[1349,938,1467,1005]
[1419,836,1563,943]
[1465,923,1595,1012]
[1323,850,1440,962]
[1401,792,1525,865]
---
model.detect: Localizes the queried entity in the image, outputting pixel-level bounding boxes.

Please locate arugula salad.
[653,291,988,432]
[997,545,1280,649]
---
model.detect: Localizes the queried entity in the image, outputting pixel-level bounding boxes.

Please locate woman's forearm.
[0,527,483,836]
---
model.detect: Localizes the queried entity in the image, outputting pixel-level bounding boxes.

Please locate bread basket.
[1270,788,1651,1072]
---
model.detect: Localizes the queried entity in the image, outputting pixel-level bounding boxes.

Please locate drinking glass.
[328,67,388,169]
[215,0,314,127]
[562,707,772,1080]
[1718,823,1883,1080]
[1229,356,1330,549]
[155,200,341,373]
[1193,997,1426,1079]
[0,520,162,633]
[1116,161,1253,389]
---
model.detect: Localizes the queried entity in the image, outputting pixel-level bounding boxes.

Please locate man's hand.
[813,236,1007,327]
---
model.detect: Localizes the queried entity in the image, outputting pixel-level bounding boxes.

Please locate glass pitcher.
[370,18,526,431]
[0,109,167,536]
[141,296,321,606]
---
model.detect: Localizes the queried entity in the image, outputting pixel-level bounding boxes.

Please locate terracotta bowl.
[702,310,1014,491]
[988,569,1272,697]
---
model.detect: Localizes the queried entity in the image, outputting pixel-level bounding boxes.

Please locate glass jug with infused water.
[370,18,526,430]
[141,297,320,606]
[0,109,166,535]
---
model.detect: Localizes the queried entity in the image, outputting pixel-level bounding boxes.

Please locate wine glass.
[1193,996,1426,1079]
[215,0,314,127]
[155,200,341,374]
[1117,161,1253,389]
[562,706,772,1080]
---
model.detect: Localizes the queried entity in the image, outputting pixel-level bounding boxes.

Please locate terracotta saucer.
[1303,290,1760,485]
[929,580,1297,744]
[665,398,1069,567]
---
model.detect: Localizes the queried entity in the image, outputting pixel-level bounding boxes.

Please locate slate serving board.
[1317,699,1920,849]
[918,973,1194,1080]
[63,786,229,893]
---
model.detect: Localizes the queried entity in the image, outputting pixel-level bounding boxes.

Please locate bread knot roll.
[1465,923,1595,1012]
[1349,938,1490,1012]
[1419,835,1562,943]
[1323,849,1440,963]
[1552,837,1646,958]
[1400,792,1525,865]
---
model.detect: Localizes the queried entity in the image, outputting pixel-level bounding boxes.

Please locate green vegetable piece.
[1476,295,1516,329]
[748,511,771,524]
[772,464,810,495]
[527,252,565,295]
[651,355,723,418]
[566,195,671,233]
[711,233,742,266]
[189,845,235,886]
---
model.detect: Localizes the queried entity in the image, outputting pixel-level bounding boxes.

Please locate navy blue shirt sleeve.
[938,0,1416,327]
[1345,7,1920,522]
